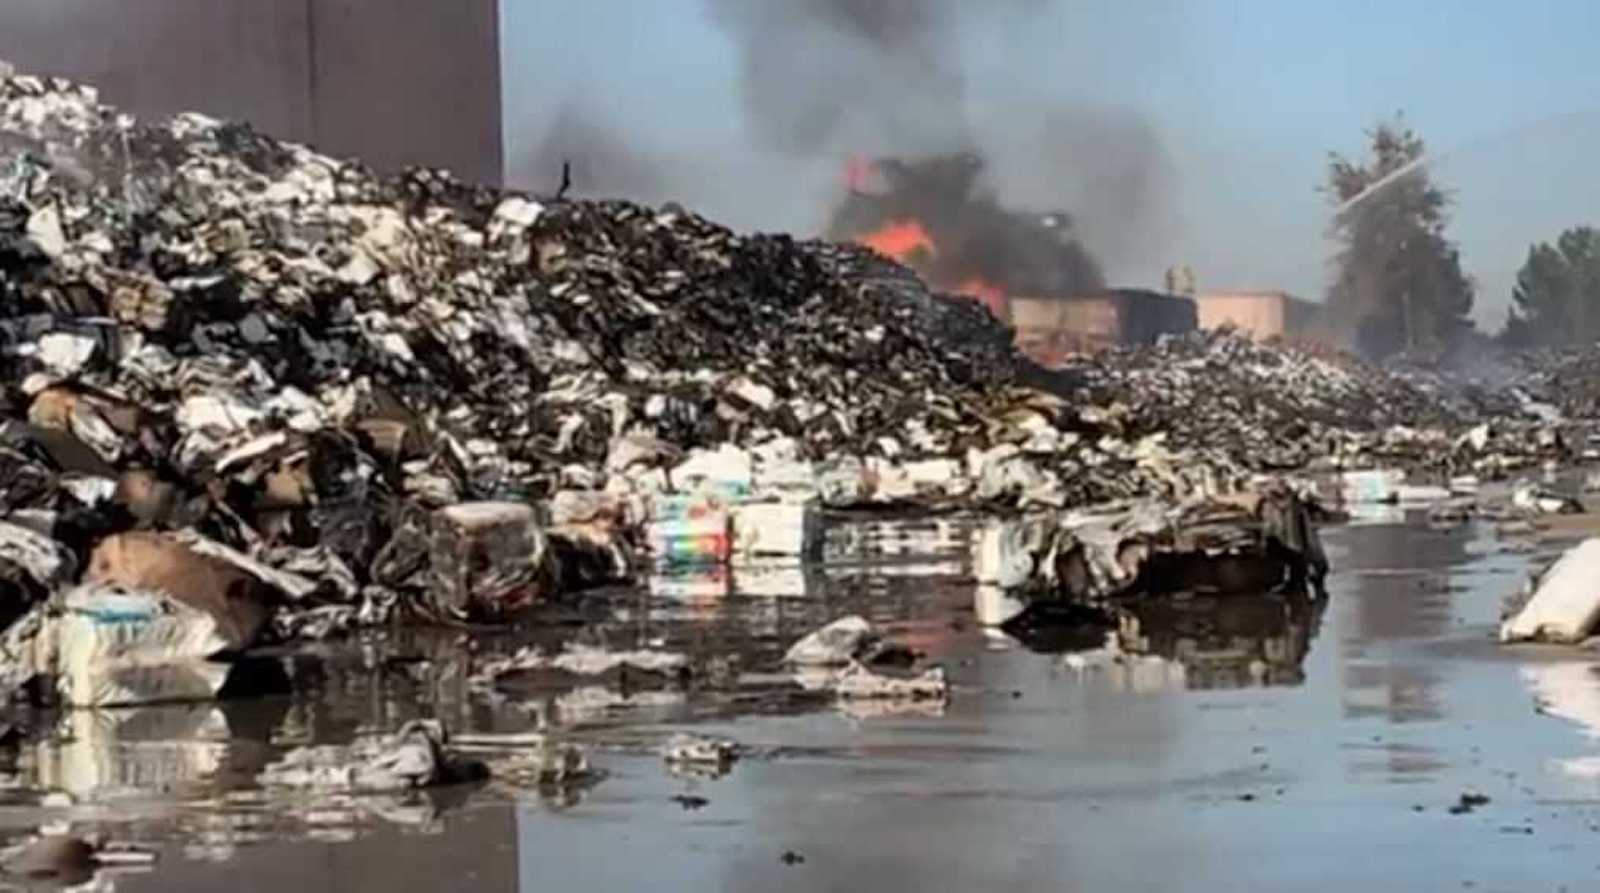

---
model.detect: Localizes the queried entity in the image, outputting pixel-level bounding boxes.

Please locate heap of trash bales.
[0,66,1576,695]
[1509,345,1600,423]
[0,71,1050,642]
[1062,329,1581,477]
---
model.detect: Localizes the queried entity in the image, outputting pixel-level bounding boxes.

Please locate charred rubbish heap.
[0,65,1582,710]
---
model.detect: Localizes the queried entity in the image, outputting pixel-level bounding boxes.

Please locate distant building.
[1011,289,1197,366]
[1195,291,1322,341]
[0,0,503,184]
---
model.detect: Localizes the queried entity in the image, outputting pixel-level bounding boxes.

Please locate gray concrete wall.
[0,0,502,184]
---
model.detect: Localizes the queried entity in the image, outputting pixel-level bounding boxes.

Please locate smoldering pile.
[1510,346,1600,423]
[1059,329,1572,477]
[1063,330,1455,468]
[0,68,1567,663]
[0,70,1188,644]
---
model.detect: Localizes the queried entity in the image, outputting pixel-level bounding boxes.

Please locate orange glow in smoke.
[859,219,937,263]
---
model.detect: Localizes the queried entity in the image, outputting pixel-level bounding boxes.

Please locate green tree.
[1503,226,1600,347]
[1324,119,1475,358]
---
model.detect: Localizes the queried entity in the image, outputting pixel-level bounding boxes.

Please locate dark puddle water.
[14,514,1600,892]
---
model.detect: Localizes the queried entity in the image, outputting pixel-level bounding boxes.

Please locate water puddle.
[5,515,1600,891]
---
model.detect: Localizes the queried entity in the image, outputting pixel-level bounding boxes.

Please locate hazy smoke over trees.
[1325,120,1474,357]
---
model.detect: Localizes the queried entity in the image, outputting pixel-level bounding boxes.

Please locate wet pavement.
[9,514,1600,891]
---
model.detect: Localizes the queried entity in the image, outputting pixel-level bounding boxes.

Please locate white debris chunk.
[58,473,115,506]
[543,645,687,676]
[0,519,76,588]
[35,331,97,375]
[260,720,485,791]
[25,204,67,258]
[1511,483,1583,516]
[1501,538,1600,644]
[973,518,1044,589]
[489,196,542,235]
[724,376,776,411]
[662,733,740,766]
[478,644,688,682]
[731,500,822,561]
[521,739,592,784]
[176,393,265,434]
[833,662,949,701]
[783,615,877,666]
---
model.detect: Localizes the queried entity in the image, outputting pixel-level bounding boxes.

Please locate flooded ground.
[10,513,1600,891]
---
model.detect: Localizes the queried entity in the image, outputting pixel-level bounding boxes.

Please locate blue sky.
[502,0,1600,327]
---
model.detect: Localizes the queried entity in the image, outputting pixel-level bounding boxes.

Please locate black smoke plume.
[512,1,1175,297]
[702,0,979,157]
[828,154,1105,297]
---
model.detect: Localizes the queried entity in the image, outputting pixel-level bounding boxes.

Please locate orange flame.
[958,277,1007,318]
[859,219,936,263]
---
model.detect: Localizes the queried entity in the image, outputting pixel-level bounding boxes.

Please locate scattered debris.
[1510,484,1584,517]
[979,487,1330,602]
[0,63,1582,659]
[832,662,949,701]
[1448,792,1492,815]
[477,644,691,688]
[662,733,741,777]
[782,615,911,667]
[782,616,947,702]
[259,720,487,792]
[0,68,1046,636]
[505,738,594,787]
[1065,331,1467,480]
[1427,498,1477,527]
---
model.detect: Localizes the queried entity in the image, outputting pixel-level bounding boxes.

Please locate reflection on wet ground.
[10,512,1600,890]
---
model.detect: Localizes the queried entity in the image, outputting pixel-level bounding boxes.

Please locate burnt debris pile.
[1512,346,1600,422]
[0,72,1049,634]
[0,70,1574,648]
[1062,329,1574,476]
[0,73,1017,495]
[1062,330,1461,471]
